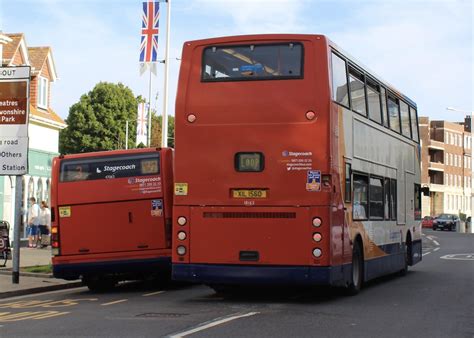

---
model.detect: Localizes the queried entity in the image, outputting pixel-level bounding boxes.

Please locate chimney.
[465,115,471,133]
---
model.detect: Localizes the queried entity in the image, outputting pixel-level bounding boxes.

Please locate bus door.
[57,151,167,256]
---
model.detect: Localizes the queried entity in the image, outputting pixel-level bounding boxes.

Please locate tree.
[150,113,175,148]
[59,82,138,154]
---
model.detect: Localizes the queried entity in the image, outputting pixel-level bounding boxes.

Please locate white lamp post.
[447,107,474,232]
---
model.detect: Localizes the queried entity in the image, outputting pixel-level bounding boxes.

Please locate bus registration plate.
[232,189,267,198]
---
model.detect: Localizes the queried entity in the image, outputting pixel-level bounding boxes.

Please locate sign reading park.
[0,66,30,175]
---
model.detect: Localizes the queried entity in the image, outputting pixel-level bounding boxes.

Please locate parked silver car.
[432,214,459,231]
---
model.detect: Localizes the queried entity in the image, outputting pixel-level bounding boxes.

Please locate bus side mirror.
[421,187,430,196]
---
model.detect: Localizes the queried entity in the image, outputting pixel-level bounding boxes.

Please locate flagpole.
[147,66,152,147]
[161,0,171,148]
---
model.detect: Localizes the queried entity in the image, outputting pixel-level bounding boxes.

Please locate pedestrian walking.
[27,197,40,248]
[38,201,51,248]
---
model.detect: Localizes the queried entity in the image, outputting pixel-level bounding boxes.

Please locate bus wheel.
[346,241,363,295]
[400,236,411,276]
[209,284,240,295]
[83,277,116,292]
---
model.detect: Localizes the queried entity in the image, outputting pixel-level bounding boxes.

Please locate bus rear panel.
[51,148,173,287]
[172,34,422,290]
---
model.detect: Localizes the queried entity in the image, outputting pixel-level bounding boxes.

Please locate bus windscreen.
[60,153,160,182]
[202,42,303,81]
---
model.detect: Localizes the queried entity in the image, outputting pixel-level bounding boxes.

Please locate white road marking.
[101,299,128,306]
[433,247,440,252]
[168,311,260,338]
[432,240,440,246]
[142,291,165,297]
[440,254,474,261]
[422,252,431,256]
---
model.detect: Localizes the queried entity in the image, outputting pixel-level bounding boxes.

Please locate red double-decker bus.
[51,148,173,290]
[172,34,422,294]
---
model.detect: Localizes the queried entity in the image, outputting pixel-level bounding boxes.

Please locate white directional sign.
[0,66,30,175]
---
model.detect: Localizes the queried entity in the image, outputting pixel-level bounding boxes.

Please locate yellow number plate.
[232,190,267,199]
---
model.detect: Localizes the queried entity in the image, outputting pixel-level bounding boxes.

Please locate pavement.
[0,247,81,299]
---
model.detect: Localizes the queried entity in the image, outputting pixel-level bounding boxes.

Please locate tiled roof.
[30,104,66,128]
[28,47,49,72]
[3,33,23,65]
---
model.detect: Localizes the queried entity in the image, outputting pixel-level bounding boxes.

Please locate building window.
[36,179,43,202]
[38,76,49,109]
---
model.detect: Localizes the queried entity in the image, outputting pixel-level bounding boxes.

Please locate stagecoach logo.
[282,151,313,157]
[306,170,321,192]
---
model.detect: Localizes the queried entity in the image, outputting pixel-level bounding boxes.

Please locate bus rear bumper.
[53,257,171,281]
[172,263,349,286]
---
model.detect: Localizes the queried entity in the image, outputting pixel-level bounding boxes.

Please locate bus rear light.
[313,233,322,242]
[306,111,316,120]
[177,231,187,240]
[177,216,187,226]
[312,217,322,227]
[52,241,59,248]
[187,114,196,123]
[177,245,186,256]
[51,227,58,234]
[313,248,322,258]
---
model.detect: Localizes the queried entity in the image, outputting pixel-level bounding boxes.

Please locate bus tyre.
[346,241,363,296]
[400,238,411,276]
[83,277,116,292]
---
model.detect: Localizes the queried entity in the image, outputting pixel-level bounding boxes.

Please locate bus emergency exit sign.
[0,66,30,175]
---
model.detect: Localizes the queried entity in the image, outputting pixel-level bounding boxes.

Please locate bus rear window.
[60,153,160,182]
[202,43,303,81]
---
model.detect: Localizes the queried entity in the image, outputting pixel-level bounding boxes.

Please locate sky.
[1,0,472,122]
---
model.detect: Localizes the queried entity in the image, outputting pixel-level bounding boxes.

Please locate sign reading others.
[0,66,30,175]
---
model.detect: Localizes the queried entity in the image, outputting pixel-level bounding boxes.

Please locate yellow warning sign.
[58,206,71,218]
[174,183,188,196]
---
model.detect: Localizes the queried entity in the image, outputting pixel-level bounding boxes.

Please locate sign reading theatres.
[0,66,30,175]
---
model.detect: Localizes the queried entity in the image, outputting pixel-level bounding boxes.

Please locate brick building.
[419,116,472,217]
[0,33,66,239]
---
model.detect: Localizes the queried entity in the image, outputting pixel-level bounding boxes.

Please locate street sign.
[0,66,30,176]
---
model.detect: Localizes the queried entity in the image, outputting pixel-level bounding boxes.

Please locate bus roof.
[183,33,417,109]
[58,148,165,160]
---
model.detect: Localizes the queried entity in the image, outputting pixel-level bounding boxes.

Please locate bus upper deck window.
[202,42,303,82]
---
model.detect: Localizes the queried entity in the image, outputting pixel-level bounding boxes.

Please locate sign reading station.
[0,66,31,176]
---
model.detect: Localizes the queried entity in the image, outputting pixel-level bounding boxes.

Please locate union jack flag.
[136,102,148,145]
[140,1,159,63]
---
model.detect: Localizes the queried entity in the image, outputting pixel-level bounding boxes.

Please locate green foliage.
[59,82,138,154]
[151,113,175,148]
